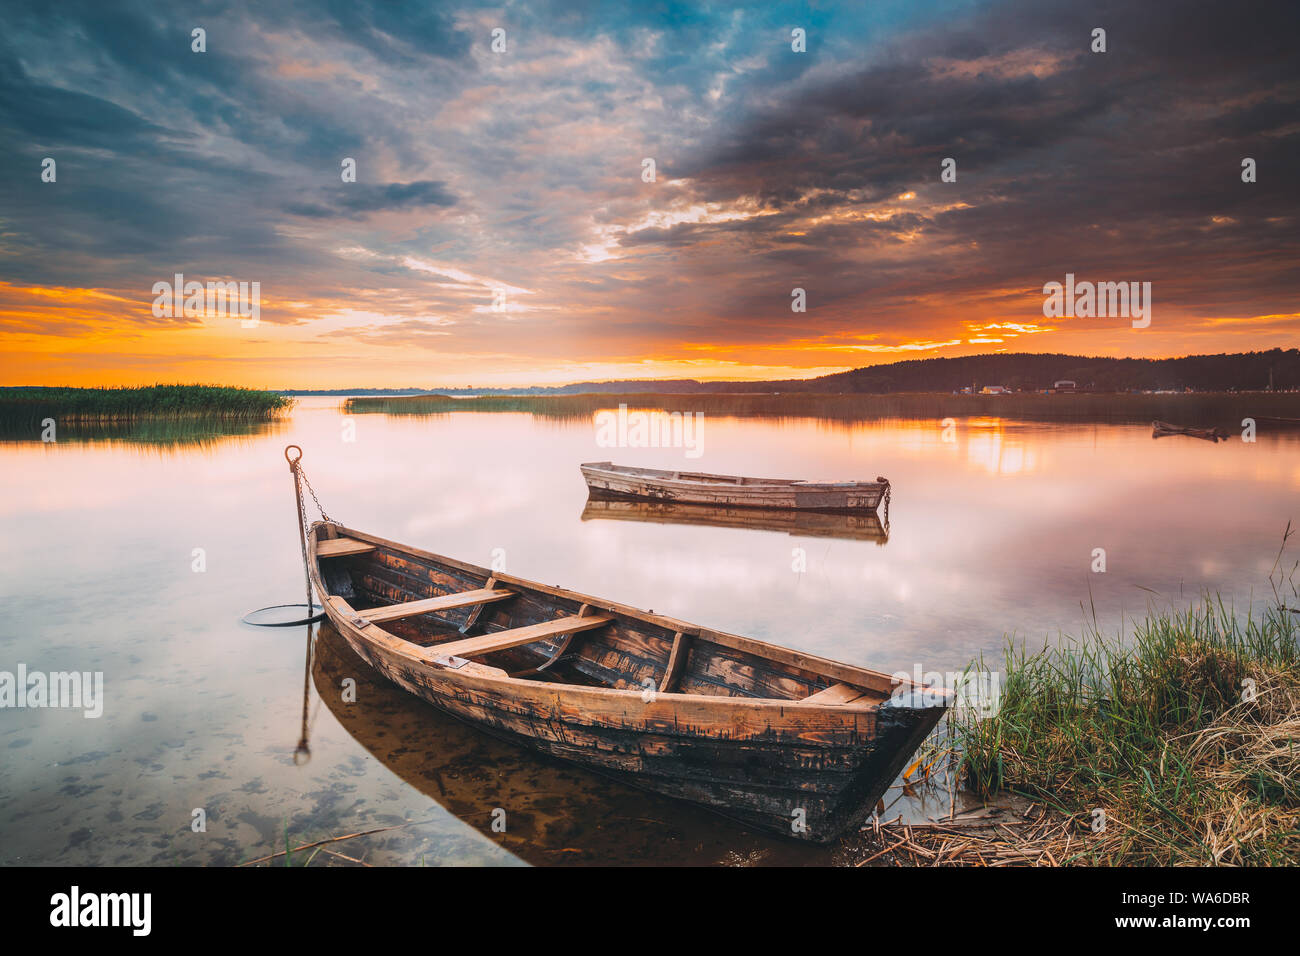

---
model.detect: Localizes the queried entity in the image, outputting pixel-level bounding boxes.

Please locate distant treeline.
[290,349,1300,396]
[797,349,1300,394]
[345,390,1300,428]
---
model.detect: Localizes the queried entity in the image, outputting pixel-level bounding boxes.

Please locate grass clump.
[0,385,292,428]
[955,528,1300,865]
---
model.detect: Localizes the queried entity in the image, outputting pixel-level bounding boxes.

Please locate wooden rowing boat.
[581,461,890,512]
[310,624,831,864]
[581,497,889,544]
[1151,420,1228,442]
[309,522,948,842]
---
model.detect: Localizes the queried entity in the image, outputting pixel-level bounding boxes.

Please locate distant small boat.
[581,497,889,544]
[310,523,947,841]
[1152,420,1228,443]
[581,461,890,512]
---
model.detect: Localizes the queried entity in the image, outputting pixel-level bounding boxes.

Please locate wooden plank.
[317,538,377,558]
[358,588,514,624]
[431,614,613,662]
[659,631,690,693]
[801,682,867,706]
[330,525,902,692]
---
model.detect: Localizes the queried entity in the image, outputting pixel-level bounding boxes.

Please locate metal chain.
[284,445,341,628]
[297,465,338,526]
[880,478,891,537]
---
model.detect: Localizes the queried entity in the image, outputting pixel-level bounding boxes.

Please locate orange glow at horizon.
[3,280,1298,389]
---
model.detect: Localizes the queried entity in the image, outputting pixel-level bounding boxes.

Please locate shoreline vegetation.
[868,531,1300,867]
[0,385,292,430]
[295,348,1300,396]
[345,391,1300,428]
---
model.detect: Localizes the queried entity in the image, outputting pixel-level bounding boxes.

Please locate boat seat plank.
[801,682,868,706]
[431,614,614,662]
[317,538,377,558]
[358,588,515,624]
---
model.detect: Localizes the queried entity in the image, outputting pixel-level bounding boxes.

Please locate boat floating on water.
[308,522,947,841]
[581,461,890,512]
[1152,420,1229,443]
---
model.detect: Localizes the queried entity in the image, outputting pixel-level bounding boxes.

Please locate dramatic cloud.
[0,0,1296,387]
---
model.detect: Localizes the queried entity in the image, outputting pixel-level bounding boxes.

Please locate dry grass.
[851,528,1300,867]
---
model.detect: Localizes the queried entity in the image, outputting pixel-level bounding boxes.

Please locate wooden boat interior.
[314,525,896,707]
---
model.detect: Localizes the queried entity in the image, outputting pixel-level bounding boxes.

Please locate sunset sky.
[1,0,1297,388]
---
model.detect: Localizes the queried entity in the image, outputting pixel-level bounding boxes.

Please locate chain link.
[881,479,891,537]
[284,448,342,630]
[296,464,338,527]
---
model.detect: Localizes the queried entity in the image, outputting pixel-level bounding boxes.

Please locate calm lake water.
[2,398,1297,865]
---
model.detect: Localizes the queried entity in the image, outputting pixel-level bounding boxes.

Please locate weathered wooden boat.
[582,497,889,544]
[310,623,832,864]
[581,461,890,512]
[309,522,948,842]
[1151,420,1227,443]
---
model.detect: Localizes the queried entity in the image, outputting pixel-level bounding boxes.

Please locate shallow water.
[1,399,1296,865]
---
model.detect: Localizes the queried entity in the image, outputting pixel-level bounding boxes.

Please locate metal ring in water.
[241,603,325,627]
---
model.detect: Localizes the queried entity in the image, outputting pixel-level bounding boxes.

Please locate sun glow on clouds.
[835,339,964,353]
[400,257,531,296]
[1,2,1295,388]
[579,194,777,263]
[963,321,1054,345]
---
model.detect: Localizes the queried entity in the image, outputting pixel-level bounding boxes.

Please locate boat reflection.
[581,496,889,544]
[308,622,840,865]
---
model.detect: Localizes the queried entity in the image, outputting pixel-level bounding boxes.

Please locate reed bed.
[935,530,1300,866]
[0,385,292,428]
[344,391,1300,427]
[855,805,1076,867]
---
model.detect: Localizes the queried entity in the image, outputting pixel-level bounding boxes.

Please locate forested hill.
[789,349,1300,393]
[281,349,1300,395]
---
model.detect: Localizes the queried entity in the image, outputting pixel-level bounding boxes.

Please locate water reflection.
[3,398,1298,866]
[581,496,889,544]
[0,417,283,448]
[307,622,840,865]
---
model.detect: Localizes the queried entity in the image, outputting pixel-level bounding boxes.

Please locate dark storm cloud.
[634,0,1300,338]
[284,180,459,218]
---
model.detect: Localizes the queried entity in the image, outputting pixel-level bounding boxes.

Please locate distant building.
[1053,380,1077,392]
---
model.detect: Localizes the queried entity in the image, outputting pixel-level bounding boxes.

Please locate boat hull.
[309,524,946,843]
[581,462,888,512]
[333,621,940,841]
